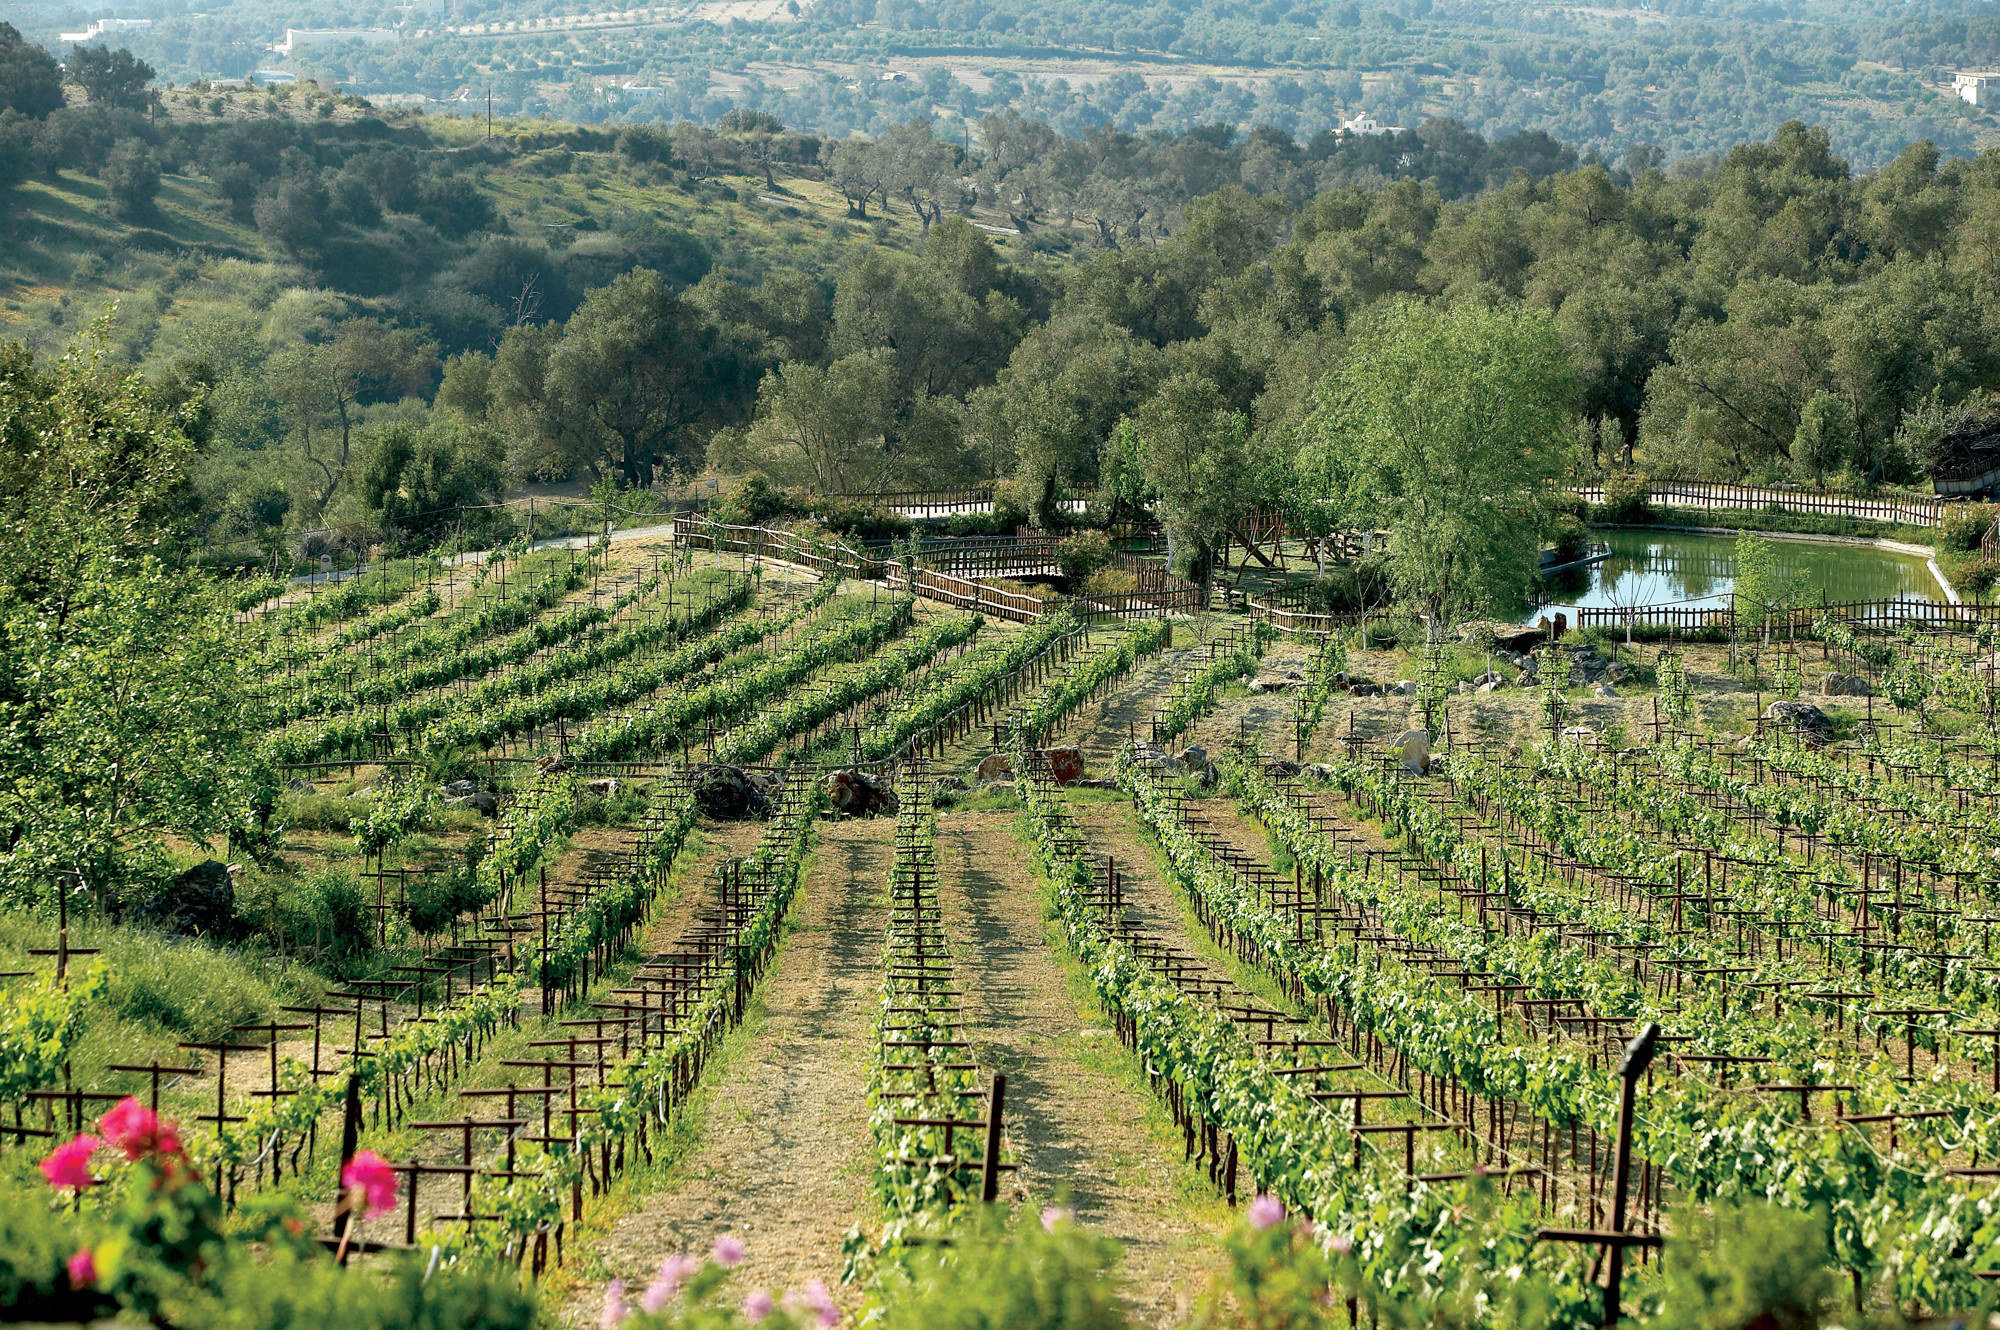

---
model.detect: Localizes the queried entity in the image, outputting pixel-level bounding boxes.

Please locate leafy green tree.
[1638,279,1832,479]
[822,136,885,218]
[831,241,1022,404]
[972,308,1161,525]
[1300,299,1577,635]
[360,419,501,530]
[0,337,267,905]
[497,268,733,487]
[0,24,63,119]
[99,139,159,219]
[66,44,154,111]
[878,116,957,230]
[1791,390,1856,485]
[272,318,438,509]
[740,350,897,490]
[1732,528,1811,646]
[1131,372,1253,600]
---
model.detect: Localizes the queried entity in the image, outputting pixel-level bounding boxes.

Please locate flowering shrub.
[342,1150,400,1219]
[597,1234,834,1330]
[9,1098,522,1329]
[606,1212,1125,1330]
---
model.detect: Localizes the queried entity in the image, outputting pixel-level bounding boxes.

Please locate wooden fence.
[671,515,1203,623]
[1245,596,1388,635]
[1573,596,2000,635]
[835,486,995,518]
[884,564,1051,623]
[1571,479,1947,527]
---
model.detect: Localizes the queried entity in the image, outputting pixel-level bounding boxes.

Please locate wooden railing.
[834,486,995,518]
[671,515,1201,623]
[1245,596,1389,635]
[1573,596,2000,634]
[1572,479,1947,527]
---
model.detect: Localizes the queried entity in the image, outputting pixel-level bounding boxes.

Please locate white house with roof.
[1956,72,2000,107]
[58,18,152,42]
[1339,110,1403,135]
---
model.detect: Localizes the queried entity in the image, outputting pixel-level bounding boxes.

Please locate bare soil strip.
[581,818,888,1307]
[935,808,1226,1327]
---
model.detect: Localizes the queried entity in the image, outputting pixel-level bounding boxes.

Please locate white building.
[58,18,153,42]
[1339,110,1403,135]
[279,27,398,51]
[1957,72,2000,107]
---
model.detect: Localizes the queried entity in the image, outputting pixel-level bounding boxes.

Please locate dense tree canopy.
[1299,300,1579,632]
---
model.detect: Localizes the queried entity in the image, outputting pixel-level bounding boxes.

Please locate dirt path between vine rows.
[579,818,889,1312]
[934,809,1226,1327]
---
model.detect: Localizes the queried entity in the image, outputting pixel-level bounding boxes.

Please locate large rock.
[1818,672,1872,697]
[441,779,482,798]
[825,769,898,817]
[1391,679,1417,695]
[129,860,237,938]
[1348,683,1382,698]
[536,755,574,775]
[974,752,1015,781]
[584,778,621,797]
[453,791,499,817]
[1393,729,1430,774]
[1045,746,1086,786]
[1765,700,1837,745]
[692,765,770,820]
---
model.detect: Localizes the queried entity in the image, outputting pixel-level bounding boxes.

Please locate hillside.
[13,0,2000,167]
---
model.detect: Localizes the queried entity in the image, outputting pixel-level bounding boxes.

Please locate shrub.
[1310,555,1393,614]
[1957,550,2000,595]
[99,140,159,219]
[0,1178,104,1320]
[1939,502,1996,554]
[1547,512,1588,562]
[1601,472,1652,523]
[877,1209,1130,1330]
[183,1248,538,1330]
[1054,530,1114,586]
[712,474,787,527]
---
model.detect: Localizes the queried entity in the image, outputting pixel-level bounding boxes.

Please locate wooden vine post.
[980,1073,1008,1204]
[1535,1023,1663,1327]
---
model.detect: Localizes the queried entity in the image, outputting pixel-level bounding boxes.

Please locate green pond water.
[1530,529,1941,623]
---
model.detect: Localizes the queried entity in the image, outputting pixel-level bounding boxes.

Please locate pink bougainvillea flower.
[1247,1193,1285,1231]
[1040,1205,1075,1232]
[599,1279,628,1328]
[341,1150,399,1218]
[742,1288,775,1324]
[67,1248,97,1289]
[642,1253,699,1311]
[712,1233,746,1267]
[1329,1234,1353,1256]
[796,1278,839,1328]
[41,1135,100,1191]
[98,1097,181,1161]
